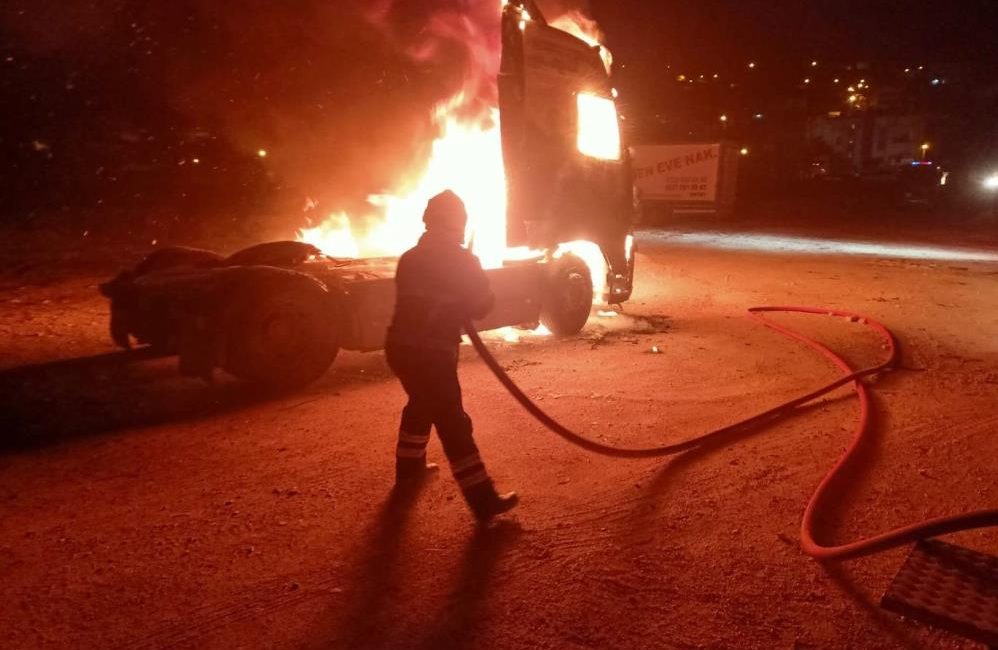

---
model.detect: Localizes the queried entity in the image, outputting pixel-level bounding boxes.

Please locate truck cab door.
[499,1,634,303]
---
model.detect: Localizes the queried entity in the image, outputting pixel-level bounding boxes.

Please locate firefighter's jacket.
[386,231,495,351]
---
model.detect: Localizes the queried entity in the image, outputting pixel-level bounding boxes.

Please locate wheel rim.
[562,271,593,314]
[541,255,595,336]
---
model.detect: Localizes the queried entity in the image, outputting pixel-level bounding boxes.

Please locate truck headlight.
[577,93,621,161]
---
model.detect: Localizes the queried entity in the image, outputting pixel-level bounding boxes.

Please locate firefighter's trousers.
[385,343,495,500]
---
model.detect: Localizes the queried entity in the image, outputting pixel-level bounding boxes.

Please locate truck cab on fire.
[100,0,637,390]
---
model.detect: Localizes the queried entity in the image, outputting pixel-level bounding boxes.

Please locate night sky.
[592,0,998,118]
[595,0,998,73]
[2,0,996,221]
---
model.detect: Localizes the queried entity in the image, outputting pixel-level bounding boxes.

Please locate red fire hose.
[465,307,998,560]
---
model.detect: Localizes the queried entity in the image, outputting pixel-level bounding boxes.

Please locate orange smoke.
[299,2,614,304]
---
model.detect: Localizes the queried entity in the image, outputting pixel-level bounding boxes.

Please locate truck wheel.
[102,247,224,353]
[540,253,594,336]
[223,272,339,391]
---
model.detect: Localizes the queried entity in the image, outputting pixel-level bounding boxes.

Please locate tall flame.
[299,94,507,268]
[299,5,614,298]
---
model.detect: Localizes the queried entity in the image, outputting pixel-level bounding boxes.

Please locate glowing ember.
[476,323,553,345]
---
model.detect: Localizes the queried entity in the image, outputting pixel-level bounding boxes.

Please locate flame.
[556,240,608,299]
[548,10,613,72]
[298,4,617,312]
[299,95,506,268]
[301,213,360,259]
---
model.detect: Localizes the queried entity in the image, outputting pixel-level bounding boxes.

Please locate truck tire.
[223,271,339,391]
[540,253,593,336]
[102,247,225,352]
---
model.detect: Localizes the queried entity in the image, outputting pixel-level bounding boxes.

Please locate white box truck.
[630,143,739,222]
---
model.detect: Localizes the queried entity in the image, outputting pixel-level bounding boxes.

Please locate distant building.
[807,112,931,175]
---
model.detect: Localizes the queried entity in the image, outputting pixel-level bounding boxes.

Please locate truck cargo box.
[630,142,739,221]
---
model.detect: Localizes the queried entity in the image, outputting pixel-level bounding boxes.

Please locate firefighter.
[385,190,519,522]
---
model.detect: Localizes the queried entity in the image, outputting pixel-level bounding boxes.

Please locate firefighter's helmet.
[423,190,467,233]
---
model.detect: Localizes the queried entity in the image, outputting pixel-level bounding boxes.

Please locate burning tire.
[540,253,594,336]
[222,271,339,390]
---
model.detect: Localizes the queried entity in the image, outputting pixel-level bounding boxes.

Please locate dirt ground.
[1,215,996,649]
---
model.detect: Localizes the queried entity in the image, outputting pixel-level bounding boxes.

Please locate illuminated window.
[576,93,621,161]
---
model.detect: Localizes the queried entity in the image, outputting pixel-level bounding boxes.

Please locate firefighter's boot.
[395,460,440,488]
[464,482,520,523]
[395,420,436,489]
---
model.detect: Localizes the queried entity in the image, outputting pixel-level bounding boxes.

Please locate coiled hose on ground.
[465,307,998,560]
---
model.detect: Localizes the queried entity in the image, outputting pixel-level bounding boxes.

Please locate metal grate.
[881,538,998,646]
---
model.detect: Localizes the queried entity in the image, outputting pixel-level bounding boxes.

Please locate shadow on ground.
[413,520,522,650]
[322,483,521,650]
[0,346,391,453]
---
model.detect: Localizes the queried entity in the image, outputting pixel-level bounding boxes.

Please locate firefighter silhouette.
[385,190,519,522]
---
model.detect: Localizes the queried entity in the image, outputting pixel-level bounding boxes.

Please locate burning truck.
[100,1,637,390]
